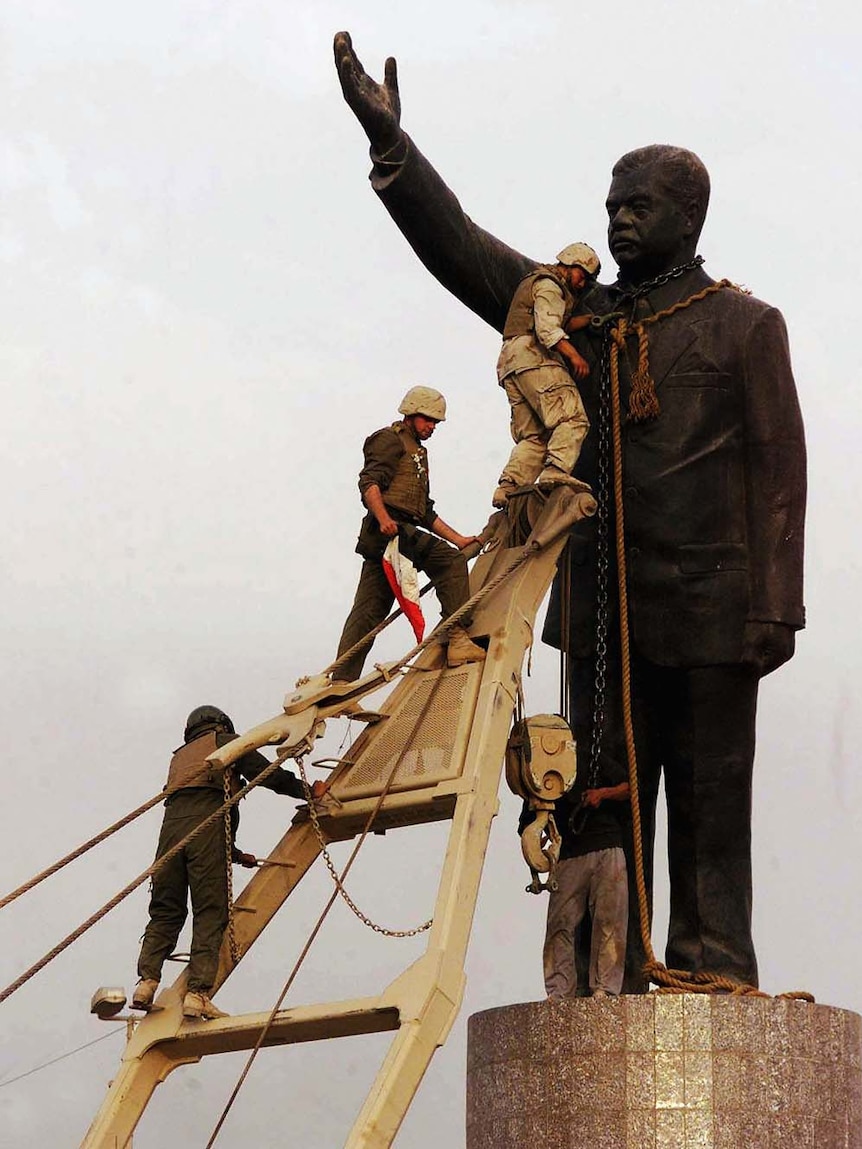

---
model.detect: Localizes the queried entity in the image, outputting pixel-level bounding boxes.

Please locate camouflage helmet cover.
[556,242,601,277]
[398,386,447,422]
[184,705,235,743]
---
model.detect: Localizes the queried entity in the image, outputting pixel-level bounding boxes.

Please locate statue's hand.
[742,621,796,676]
[333,31,403,156]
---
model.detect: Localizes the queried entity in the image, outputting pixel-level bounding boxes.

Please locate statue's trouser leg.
[658,663,759,985]
[569,652,759,990]
[588,847,628,994]
[137,809,191,983]
[543,856,591,997]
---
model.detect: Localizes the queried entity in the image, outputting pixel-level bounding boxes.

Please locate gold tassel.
[628,324,660,422]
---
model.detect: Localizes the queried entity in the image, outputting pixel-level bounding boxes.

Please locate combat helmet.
[184,705,235,743]
[556,242,601,278]
[398,386,447,422]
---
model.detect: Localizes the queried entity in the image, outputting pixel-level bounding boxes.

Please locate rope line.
[321,526,498,684]
[0,760,221,913]
[607,300,813,1001]
[205,672,448,1146]
[0,760,285,1006]
[613,280,734,423]
[0,522,508,916]
[0,1028,121,1089]
[297,757,432,938]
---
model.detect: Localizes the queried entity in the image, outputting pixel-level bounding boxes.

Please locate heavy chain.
[558,540,571,725]
[616,254,705,302]
[223,768,240,964]
[582,272,720,792]
[584,334,613,793]
[297,756,432,939]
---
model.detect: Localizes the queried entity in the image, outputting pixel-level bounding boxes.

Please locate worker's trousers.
[543,848,628,997]
[137,790,229,993]
[499,364,589,486]
[336,523,471,681]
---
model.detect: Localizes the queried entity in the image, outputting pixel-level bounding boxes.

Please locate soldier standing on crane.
[132,705,311,1021]
[333,386,486,682]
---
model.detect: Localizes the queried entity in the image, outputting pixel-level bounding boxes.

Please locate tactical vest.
[381,422,430,522]
[164,730,239,795]
[502,268,575,339]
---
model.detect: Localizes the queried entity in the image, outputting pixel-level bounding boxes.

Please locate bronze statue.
[332,32,806,990]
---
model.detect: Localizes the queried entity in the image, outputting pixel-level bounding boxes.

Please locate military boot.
[446,626,486,667]
[492,480,517,508]
[131,978,160,1011]
[535,466,592,494]
[183,990,229,1020]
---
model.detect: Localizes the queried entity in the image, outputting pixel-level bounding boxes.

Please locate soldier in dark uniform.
[332,34,806,989]
[334,386,486,681]
[132,705,308,1020]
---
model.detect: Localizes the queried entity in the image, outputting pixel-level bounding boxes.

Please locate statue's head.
[606,145,710,281]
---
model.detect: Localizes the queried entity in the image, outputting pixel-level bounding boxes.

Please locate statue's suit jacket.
[371,139,806,669]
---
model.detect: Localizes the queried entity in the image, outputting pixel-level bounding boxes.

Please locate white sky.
[1,1,860,1145]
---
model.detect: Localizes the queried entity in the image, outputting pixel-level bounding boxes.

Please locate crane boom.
[81,485,595,1148]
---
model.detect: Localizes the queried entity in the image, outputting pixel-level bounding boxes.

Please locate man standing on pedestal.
[522,765,630,999]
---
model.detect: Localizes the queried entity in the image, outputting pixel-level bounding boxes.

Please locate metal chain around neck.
[615,254,705,301]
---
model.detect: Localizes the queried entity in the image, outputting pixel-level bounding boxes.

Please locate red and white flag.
[382,538,425,642]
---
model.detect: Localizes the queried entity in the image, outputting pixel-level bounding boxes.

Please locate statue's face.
[605,166,694,278]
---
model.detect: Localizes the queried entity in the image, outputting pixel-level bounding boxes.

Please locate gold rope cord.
[607,285,812,999]
[615,279,734,423]
[0,759,285,1004]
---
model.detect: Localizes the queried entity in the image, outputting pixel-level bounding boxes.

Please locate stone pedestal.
[466,995,862,1148]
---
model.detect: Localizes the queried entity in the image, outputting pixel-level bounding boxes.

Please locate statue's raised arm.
[334,33,809,1001]
[334,31,404,159]
[334,31,537,332]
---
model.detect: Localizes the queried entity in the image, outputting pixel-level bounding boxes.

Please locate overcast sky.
[1,1,860,1145]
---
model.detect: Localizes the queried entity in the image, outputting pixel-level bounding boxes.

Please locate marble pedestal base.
[466,995,862,1148]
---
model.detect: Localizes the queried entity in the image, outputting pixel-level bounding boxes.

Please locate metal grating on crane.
[338,664,482,799]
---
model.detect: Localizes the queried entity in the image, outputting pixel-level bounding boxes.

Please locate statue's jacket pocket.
[677,542,747,574]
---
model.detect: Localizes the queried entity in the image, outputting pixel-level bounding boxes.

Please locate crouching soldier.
[493,243,599,508]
